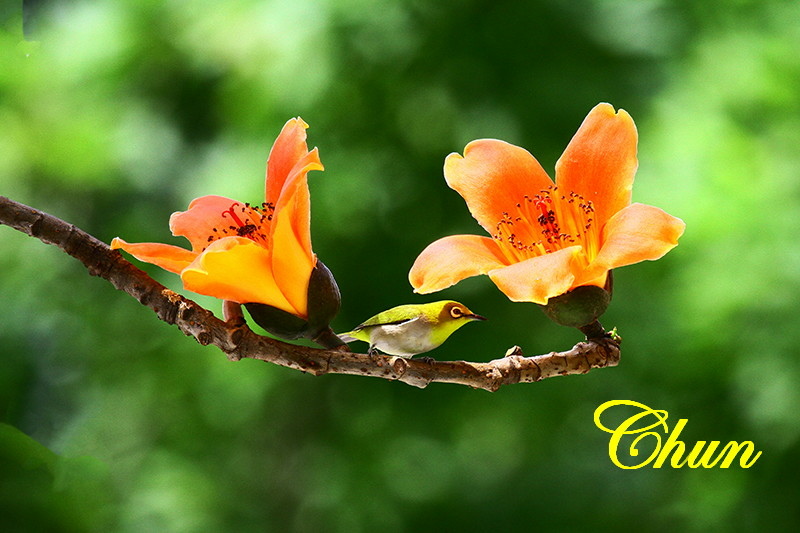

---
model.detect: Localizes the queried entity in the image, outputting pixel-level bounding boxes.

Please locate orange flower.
[111,118,322,319]
[409,103,686,305]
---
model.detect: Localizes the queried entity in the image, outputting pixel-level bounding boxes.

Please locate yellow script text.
[594,400,762,469]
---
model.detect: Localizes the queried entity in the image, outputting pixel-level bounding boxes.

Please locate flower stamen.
[202,202,276,251]
[222,204,247,228]
[492,187,597,265]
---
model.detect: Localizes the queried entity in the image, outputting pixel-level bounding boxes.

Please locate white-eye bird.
[339,300,486,357]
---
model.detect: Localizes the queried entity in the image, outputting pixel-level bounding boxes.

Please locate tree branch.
[0,196,620,391]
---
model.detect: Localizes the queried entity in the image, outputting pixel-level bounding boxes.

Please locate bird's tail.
[336,330,366,344]
[337,332,357,343]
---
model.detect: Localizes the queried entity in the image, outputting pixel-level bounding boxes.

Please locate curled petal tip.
[589,102,634,124]
[593,102,620,114]
[307,147,324,172]
[287,116,309,130]
[444,150,463,164]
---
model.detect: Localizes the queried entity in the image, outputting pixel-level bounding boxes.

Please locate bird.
[338,300,486,357]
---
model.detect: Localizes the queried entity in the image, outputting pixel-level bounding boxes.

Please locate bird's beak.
[466,313,487,321]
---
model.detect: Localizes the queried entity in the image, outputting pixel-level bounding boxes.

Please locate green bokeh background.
[2,0,799,531]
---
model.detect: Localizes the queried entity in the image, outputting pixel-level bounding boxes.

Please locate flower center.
[204,201,275,250]
[493,186,598,265]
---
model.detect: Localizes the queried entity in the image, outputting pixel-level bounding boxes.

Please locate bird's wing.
[354,314,420,331]
[339,314,420,344]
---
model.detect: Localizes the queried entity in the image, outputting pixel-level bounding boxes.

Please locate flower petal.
[265,117,319,207]
[110,237,197,274]
[488,246,583,304]
[271,147,323,263]
[169,195,239,252]
[268,146,324,310]
[577,203,686,285]
[180,237,304,317]
[409,234,508,293]
[263,118,323,272]
[555,103,638,228]
[271,193,317,316]
[444,139,554,235]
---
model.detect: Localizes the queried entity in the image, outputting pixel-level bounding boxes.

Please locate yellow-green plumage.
[340,300,486,357]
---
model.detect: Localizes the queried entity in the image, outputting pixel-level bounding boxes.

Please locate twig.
[0,196,620,391]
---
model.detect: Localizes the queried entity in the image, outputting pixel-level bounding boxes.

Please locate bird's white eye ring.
[450,307,463,318]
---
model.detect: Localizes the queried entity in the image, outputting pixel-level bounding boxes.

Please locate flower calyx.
[539,272,613,330]
[245,260,347,349]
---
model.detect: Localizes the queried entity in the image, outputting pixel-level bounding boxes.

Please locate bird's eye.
[450,307,463,318]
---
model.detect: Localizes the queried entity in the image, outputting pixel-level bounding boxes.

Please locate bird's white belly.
[369,320,435,357]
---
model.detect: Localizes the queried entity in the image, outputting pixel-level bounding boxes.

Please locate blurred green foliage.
[2,0,799,531]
